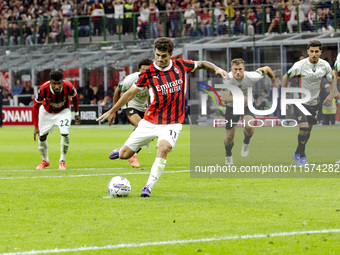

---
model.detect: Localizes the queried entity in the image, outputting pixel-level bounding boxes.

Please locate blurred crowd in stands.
[0,0,339,46]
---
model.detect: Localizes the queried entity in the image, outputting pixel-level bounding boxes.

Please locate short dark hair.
[154,37,174,53]
[49,70,63,81]
[307,40,322,50]
[137,58,153,70]
[263,89,268,94]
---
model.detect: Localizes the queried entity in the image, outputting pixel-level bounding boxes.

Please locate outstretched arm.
[260,66,277,88]
[282,73,289,88]
[96,86,140,122]
[196,61,230,79]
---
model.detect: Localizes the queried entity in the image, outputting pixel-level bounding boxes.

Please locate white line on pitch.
[1,229,339,255]
[0,170,191,180]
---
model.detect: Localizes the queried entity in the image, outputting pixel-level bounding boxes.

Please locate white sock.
[145,158,166,191]
[38,140,49,162]
[60,135,69,162]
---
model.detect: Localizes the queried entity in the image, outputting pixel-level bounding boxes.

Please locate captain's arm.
[196,61,230,79]
[260,66,277,87]
[282,73,289,88]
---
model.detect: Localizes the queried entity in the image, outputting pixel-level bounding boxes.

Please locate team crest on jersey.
[174,67,179,74]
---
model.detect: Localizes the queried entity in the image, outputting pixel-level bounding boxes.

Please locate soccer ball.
[107,176,131,197]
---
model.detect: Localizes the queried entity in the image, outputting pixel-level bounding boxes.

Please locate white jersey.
[287,58,333,106]
[224,70,264,107]
[334,52,340,72]
[119,72,149,112]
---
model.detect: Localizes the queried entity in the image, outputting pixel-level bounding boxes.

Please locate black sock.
[225,142,234,157]
[295,128,310,158]
[243,132,253,144]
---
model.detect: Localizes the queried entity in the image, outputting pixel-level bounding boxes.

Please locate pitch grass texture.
[0,125,339,254]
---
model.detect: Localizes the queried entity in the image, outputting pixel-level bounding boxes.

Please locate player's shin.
[145,157,166,191]
[295,128,309,157]
[60,135,69,162]
[38,140,49,162]
[225,142,234,156]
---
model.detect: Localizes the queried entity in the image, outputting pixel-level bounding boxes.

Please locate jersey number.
[169,130,177,139]
[60,119,69,127]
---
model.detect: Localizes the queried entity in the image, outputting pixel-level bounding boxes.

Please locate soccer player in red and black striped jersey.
[97,37,229,197]
[33,70,81,170]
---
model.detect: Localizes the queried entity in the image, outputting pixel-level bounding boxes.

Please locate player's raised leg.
[109,145,135,160]
[241,115,255,157]
[127,112,143,168]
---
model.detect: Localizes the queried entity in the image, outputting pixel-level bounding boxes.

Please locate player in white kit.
[282,40,334,166]
[221,58,277,165]
[107,59,153,168]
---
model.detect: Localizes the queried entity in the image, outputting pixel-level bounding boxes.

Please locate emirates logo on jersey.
[156,78,183,95]
[174,68,179,74]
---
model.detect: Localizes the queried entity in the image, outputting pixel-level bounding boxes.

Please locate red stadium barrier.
[2,107,33,125]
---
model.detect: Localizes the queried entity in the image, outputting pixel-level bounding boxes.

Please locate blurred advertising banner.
[2,105,102,125]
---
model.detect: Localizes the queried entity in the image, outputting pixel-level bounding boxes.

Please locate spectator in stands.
[0,21,6,46]
[93,84,105,105]
[302,0,311,16]
[105,0,115,35]
[139,1,149,40]
[77,9,90,37]
[149,1,159,39]
[12,79,24,96]
[37,11,49,44]
[156,0,166,36]
[114,0,125,35]
[9,22,20,46]
[199,7,212,37]
[231,9,244,35]
[21,84,34,106]
[91,0,104,36]
[47,15,61,44]
[78,84,94,105]
[265,9,280,34]
[307,6,315,32]
[182,3,196,37]
[22,22,33,45]
[287,0,305,33]
[169,1,180,38]
[61,0,73,17]
[123,0,133,35]
[255,5,263,34]
[246,7,256,36]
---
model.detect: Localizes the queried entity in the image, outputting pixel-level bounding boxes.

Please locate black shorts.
[123,108,145,119]
[225,106,255,130]
[293,104,318,125]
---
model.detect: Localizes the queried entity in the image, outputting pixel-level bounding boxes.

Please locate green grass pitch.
[0,125,339,254]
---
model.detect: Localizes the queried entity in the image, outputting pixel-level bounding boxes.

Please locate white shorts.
[39,106,71,136]
[124,119,182,152]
